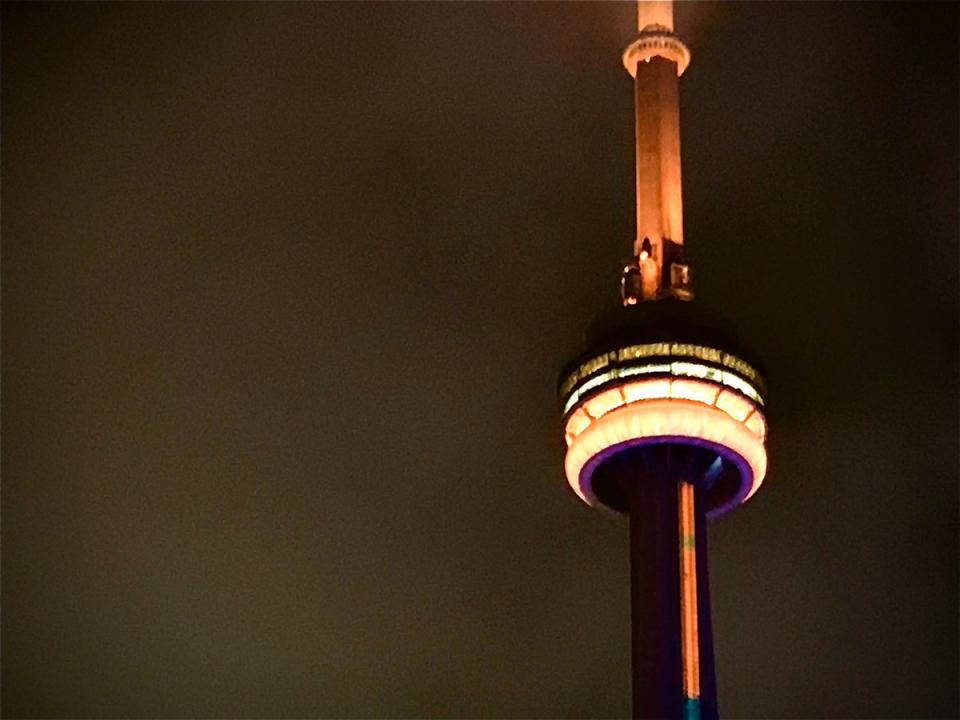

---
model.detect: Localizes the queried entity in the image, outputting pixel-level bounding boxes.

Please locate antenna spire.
[637,0,673,32]
[620,0,692,304]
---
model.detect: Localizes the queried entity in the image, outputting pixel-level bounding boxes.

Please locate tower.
[557,3,769,719]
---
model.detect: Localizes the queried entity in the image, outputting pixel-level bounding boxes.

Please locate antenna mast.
[621,0,692,304]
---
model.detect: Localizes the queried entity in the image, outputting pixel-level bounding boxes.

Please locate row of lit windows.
[562,360,764,416]
[564,377,767,447]
[559,343,762,398]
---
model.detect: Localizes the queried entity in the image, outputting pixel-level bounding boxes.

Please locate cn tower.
[557,3,769,719]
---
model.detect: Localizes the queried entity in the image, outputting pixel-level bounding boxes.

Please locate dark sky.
[2,2,958,718]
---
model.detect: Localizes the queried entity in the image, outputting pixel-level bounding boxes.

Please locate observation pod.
[558,300,769,720]
[559,300,768,518]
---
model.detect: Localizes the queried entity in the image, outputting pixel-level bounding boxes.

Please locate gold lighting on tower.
[621,0,692,305]
[556,1,772,717]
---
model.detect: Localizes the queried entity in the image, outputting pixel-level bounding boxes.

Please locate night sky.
[2,2,957,718]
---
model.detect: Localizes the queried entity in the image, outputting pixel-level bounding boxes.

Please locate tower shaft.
[629,472,717,720]
[634,55,684,291]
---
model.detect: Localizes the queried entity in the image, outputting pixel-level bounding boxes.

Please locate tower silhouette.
[557,3,769,718]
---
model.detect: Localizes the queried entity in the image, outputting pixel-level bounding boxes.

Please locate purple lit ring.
[578,435,754,519]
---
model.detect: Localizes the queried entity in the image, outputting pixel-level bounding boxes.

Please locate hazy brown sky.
[3,2,957,718]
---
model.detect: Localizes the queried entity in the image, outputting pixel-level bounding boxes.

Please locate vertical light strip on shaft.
[679,481,701,719]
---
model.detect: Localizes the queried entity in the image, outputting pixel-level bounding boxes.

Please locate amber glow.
[637,0,673,31]
[565,378,766,444]
[679,482,700,701]
[564,398,768,506]
[670,379,721,406]
[621,377,672,404]
[745,411,767,440]
[623,32,691,78]
[584,387,626,419]
[714,389,754,422]
[565,407,592,438]
[639,255,659,300]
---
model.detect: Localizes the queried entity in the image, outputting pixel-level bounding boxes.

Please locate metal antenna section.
[637,0,674,32]
[620,0,693,305]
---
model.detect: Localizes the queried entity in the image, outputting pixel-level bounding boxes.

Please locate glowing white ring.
[562,361,764,416]
[564,399,768,512]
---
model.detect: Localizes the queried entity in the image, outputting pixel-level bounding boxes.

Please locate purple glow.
[578,435,753,519]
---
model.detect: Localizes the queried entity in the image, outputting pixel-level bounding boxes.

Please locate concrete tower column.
[622,0,690,301]
[637,0,674,32]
